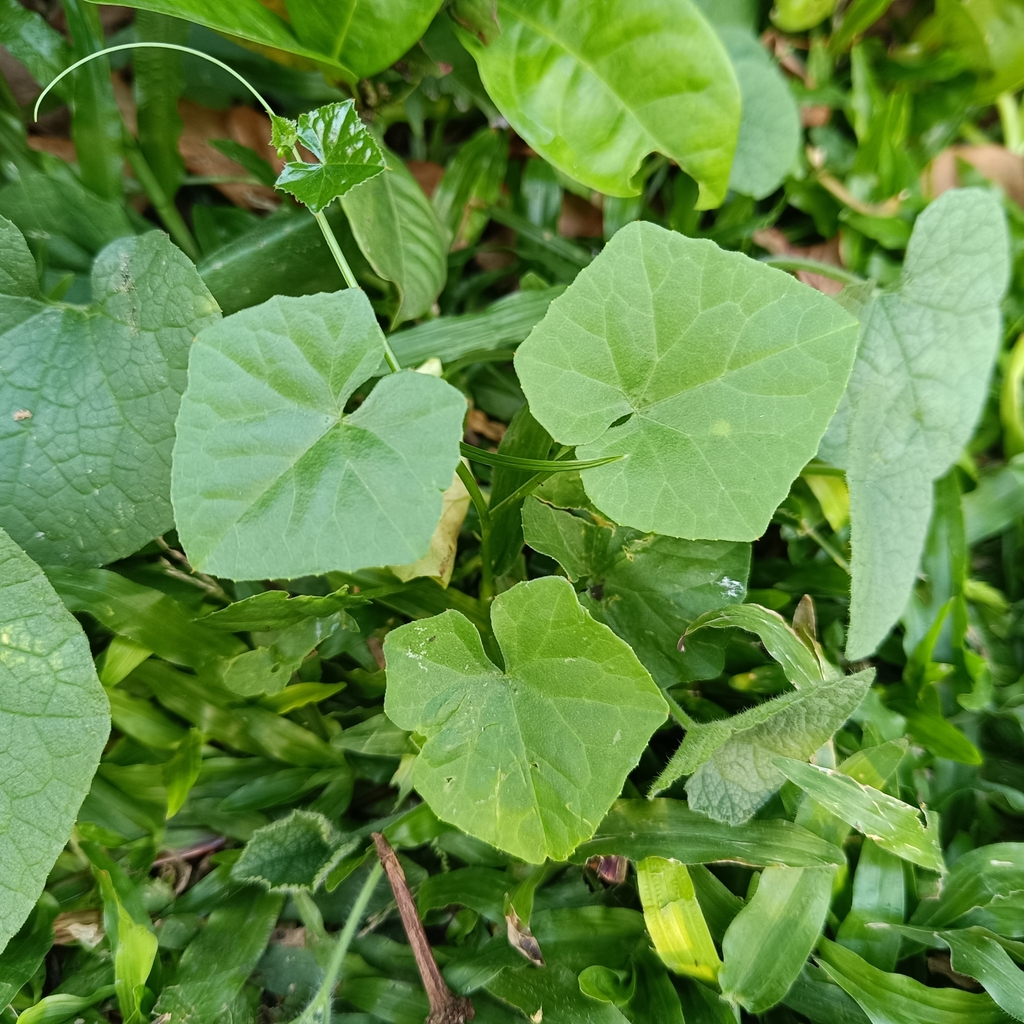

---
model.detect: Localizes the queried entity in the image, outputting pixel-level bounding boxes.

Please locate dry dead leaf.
[753,227,846,295]
[801,105,831,128]
[466,407,506,443]
[178,100,281,210]
[54,909,103,946]
[390,466,471,587]
[558,192,603,239]
[407,159,445,198]
[925,145,1024,208]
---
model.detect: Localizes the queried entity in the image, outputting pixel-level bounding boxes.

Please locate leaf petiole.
[294,859,383,1024]
[460,442,624,473]
[456,461,494,606]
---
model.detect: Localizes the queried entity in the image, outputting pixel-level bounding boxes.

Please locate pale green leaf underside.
[838,189,1011,658]
[457,0,741,206]
[90,0,443,80]
[171,289,466,580]
[0,229,220,568]
[341,153,449,326]
[383,576,668,863]
[275,101,385,214]
[0,527,109,953]
[516,221,860,542]
[721,27,801,199]
[522,496,749,685]
[653,669,874,822]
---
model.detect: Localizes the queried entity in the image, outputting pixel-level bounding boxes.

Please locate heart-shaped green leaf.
[274,101,386,214]
[455,0,741,206]
[0,527,109,953]
[171,288,466,580]
[383,576,668,863]
[515,221,860,542]
[0,223,220,567]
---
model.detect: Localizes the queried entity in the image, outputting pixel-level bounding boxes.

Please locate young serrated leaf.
[171,288,466,580]
[828,189,1011,658]
[233,809,349,892]
[275,101,386,213]
[776,757,945,873]
[720,865,837,1013]
[0,528,109,954]
[0,228,220,568]
[270,113,298,157]
[652,669,874,822]
[383,576,668,863]
[515,221,860,542]
[523,497,749,684]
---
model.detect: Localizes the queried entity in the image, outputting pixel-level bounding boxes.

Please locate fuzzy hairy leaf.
[455,0,741,206]
[232,810,347,892]
[721,27,801,199]
[822,189,1011,658]
[172,289,466,580]
[652,670,874,822]
[274,101,385,213]
[516,221,860,542]
[384,576,667,863]
[0,528,109,954]
[0,226,220,567]
[522,496,749,685]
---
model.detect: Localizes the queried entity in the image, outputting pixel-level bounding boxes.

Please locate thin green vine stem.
[456,461,494,606]
[36,42,405,373]
[296,860,383,1024]
[34,43,277,121]
[122,132,199,260]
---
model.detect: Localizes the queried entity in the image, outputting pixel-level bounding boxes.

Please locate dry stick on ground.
[371,832,475,1024]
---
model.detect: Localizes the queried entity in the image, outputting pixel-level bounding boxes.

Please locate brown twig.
[371,833,475,1024]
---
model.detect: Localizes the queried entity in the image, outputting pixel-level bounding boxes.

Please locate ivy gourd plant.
[0,2,1022,1021]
